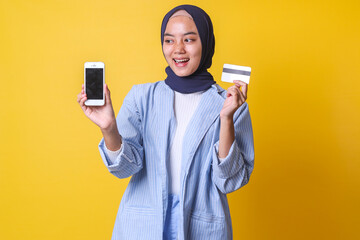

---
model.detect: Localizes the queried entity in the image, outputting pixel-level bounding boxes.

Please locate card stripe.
[223,68,251,76]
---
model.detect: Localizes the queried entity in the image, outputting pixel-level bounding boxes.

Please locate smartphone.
[84,62,105,106]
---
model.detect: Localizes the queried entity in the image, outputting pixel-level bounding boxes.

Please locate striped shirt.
[99,81,254,239]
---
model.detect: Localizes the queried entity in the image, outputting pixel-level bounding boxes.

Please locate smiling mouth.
[173,58,190,63]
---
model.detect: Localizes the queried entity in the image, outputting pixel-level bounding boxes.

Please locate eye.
[185,37,198,43]
[164,39,173,44]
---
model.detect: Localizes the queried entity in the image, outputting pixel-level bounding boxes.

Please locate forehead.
[165,10,197,32]
[170,9,193,19]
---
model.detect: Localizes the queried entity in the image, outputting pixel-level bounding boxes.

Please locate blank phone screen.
[86,68,103,99]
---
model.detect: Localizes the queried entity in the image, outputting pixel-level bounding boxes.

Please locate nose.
[174,41,185,54]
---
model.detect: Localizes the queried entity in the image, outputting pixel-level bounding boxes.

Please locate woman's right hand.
[77,84,116,131]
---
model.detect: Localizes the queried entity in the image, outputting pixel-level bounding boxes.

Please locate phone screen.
[86,68,103,99]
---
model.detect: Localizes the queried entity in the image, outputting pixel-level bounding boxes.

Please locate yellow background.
[1,0,359,239]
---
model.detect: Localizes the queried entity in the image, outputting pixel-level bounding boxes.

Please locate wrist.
[220,114,233,123]
[101,120,122,151]
[100,118,117,134]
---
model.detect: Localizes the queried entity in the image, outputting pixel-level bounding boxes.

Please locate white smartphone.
[84,62,105,106]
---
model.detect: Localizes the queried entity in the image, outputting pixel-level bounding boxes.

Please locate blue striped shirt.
[99,81,254,239]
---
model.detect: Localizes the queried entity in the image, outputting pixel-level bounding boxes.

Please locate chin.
[171,68,195,77]
[174,72,189,77]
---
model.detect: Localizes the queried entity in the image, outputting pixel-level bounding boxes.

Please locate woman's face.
[163,11,202,77]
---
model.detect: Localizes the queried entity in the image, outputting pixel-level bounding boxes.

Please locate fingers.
[79,95,87,108]
[227,86,243,104]
[78,92,87,106]
[77,84,85,102]
[227,85,246,107]
[77,84,87,109]
[233,80,248,100]
[77,92,81,103]
[104,84,112,105]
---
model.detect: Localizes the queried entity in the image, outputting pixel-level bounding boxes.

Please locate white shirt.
[167,91,203,195]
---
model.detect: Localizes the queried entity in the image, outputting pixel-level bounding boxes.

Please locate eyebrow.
[164,32,198,37]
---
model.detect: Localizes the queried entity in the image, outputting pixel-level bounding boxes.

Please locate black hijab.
[161,5,216,93]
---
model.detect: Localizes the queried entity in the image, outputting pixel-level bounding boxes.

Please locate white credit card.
[221,64,251,84]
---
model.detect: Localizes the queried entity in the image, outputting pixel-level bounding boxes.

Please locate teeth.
[174,59,189,63]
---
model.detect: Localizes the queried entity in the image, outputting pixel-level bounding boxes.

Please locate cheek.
[192,46,202,64]
[192,44,202,60]
[162,46,170,57]
[162,47,172,63]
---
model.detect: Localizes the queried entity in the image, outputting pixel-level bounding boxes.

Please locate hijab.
[161,5,216,93]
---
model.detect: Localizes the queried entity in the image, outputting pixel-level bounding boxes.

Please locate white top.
[105,90,224,195]
[167,91,203,195]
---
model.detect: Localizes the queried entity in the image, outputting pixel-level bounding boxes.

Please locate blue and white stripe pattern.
[98,81,254,240]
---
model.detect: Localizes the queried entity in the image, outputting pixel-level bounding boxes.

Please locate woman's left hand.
[220,80,248,120]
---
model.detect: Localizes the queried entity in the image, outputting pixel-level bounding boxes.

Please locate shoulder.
[128,81,169,98]
[124,81,171,114]
[212,83,227,99]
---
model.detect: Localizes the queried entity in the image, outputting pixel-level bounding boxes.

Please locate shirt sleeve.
[211,102,255,194]
[214,143,230,164]
[104,143,122,163]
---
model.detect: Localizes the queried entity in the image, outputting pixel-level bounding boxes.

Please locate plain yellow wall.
[1,0,359,239]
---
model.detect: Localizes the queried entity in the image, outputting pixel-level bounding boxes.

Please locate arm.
[77,84,143,178]
[98,85,144,179]
[212,81,254,194]
[218,80,247,158]
[212,103,254,194]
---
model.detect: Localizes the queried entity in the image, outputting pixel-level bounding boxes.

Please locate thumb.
[104,84,112,105]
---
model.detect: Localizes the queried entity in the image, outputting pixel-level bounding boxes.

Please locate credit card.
[221,64,251,84]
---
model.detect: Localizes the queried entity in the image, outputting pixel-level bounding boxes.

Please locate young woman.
[77,4,254,240]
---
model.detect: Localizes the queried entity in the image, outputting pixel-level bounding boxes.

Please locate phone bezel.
[84,62,105,106]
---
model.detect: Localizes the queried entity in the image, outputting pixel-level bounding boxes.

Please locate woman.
[77,4,254,240]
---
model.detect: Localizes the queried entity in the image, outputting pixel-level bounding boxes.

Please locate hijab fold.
[161,5,216,93]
